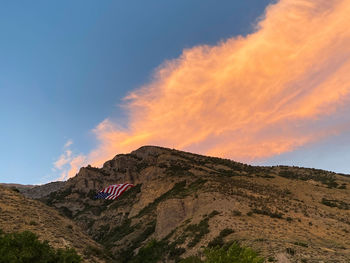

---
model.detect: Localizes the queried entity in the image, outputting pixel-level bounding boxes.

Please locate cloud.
[52,139,87,181]
[58,155,86,181]
[65,0,350,177]
[64,139,73,148]
[54,150,72,170]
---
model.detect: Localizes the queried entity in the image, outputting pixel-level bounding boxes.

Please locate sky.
[1,0,350,184]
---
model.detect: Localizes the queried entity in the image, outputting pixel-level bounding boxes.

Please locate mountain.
[21,181,65,199]
[2,146,350,262]
[35,146,350,263]
[0,185,111,262]
[0,181,65,199]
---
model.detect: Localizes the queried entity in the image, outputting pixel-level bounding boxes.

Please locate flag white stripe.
[117,185,130,198]
[110,185,117,196]
[115,184,130,198]
[113,184,123,196]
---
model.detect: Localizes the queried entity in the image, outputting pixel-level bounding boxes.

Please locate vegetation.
[165,162,192,177]
[0,229,81,263]
[251,208,283,219]
[129,239,167,263]
[130,235,263,263]
[278,169,339,188]
[103,218,134,245]
[186,211,220,248]
[293,241,308,248]
[45,187,73,205]
[10,187,20,193]
[180,242,264,263]
[208,228,234,248]
[321,198,350,210]
[113,220,157,263]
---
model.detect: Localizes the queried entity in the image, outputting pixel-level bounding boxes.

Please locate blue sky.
[1,0,350,184]
[0,0,271,184]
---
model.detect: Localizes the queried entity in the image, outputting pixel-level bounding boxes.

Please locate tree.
[0,229,81,263]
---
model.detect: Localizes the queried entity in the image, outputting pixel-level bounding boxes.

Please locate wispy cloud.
[54,150,72,170]
[64,0,350,178]
[52,140,87,181]
[64,139,73,148]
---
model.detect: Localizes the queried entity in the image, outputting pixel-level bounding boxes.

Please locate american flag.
[95,183,134,200]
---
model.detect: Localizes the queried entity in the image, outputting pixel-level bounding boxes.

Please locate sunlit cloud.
[63,0,350,179]
[60,155,87,181]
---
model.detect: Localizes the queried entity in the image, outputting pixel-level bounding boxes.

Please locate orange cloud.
[66,0,350,178]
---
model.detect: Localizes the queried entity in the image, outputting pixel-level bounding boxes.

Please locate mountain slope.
[0,185,111,262]
[40,146,350,262]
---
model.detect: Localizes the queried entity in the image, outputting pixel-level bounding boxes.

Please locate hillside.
[0,183,36,192]
[0,186,111,262]
[35,146,350,263]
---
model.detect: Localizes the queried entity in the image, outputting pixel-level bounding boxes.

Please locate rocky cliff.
[39,146,350,262]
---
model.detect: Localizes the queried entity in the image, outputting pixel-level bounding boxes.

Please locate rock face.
[155,198,187,239]
[31,146,350,262]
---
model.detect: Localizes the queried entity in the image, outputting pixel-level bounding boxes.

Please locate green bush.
[205,243,264,263]
[179,256,203,263]
[180,242,264,263]
[129,239,167,263]
[208,228,234,248]
[0,229,81,263]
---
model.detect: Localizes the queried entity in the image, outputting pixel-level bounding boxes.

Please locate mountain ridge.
[2,146,350,262]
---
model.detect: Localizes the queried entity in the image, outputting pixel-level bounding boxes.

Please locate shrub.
[208,236,224,248]
[286,248,295,256]
[293,241,308,248]
[179,256,203,263]
[321,198,350,210]
[208,229,234,248]
[0,229,81,263]
[129,239,167,263]
[232,210,242,216]
[205,242,264,263]
[186,211,219,248]
[180,242,264,263]
[251,208,283,219]
[10,187,20,193]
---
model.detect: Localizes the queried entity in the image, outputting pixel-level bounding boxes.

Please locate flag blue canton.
[95,192,111,199]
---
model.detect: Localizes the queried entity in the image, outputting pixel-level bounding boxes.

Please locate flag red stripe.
[97,183,134,200]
